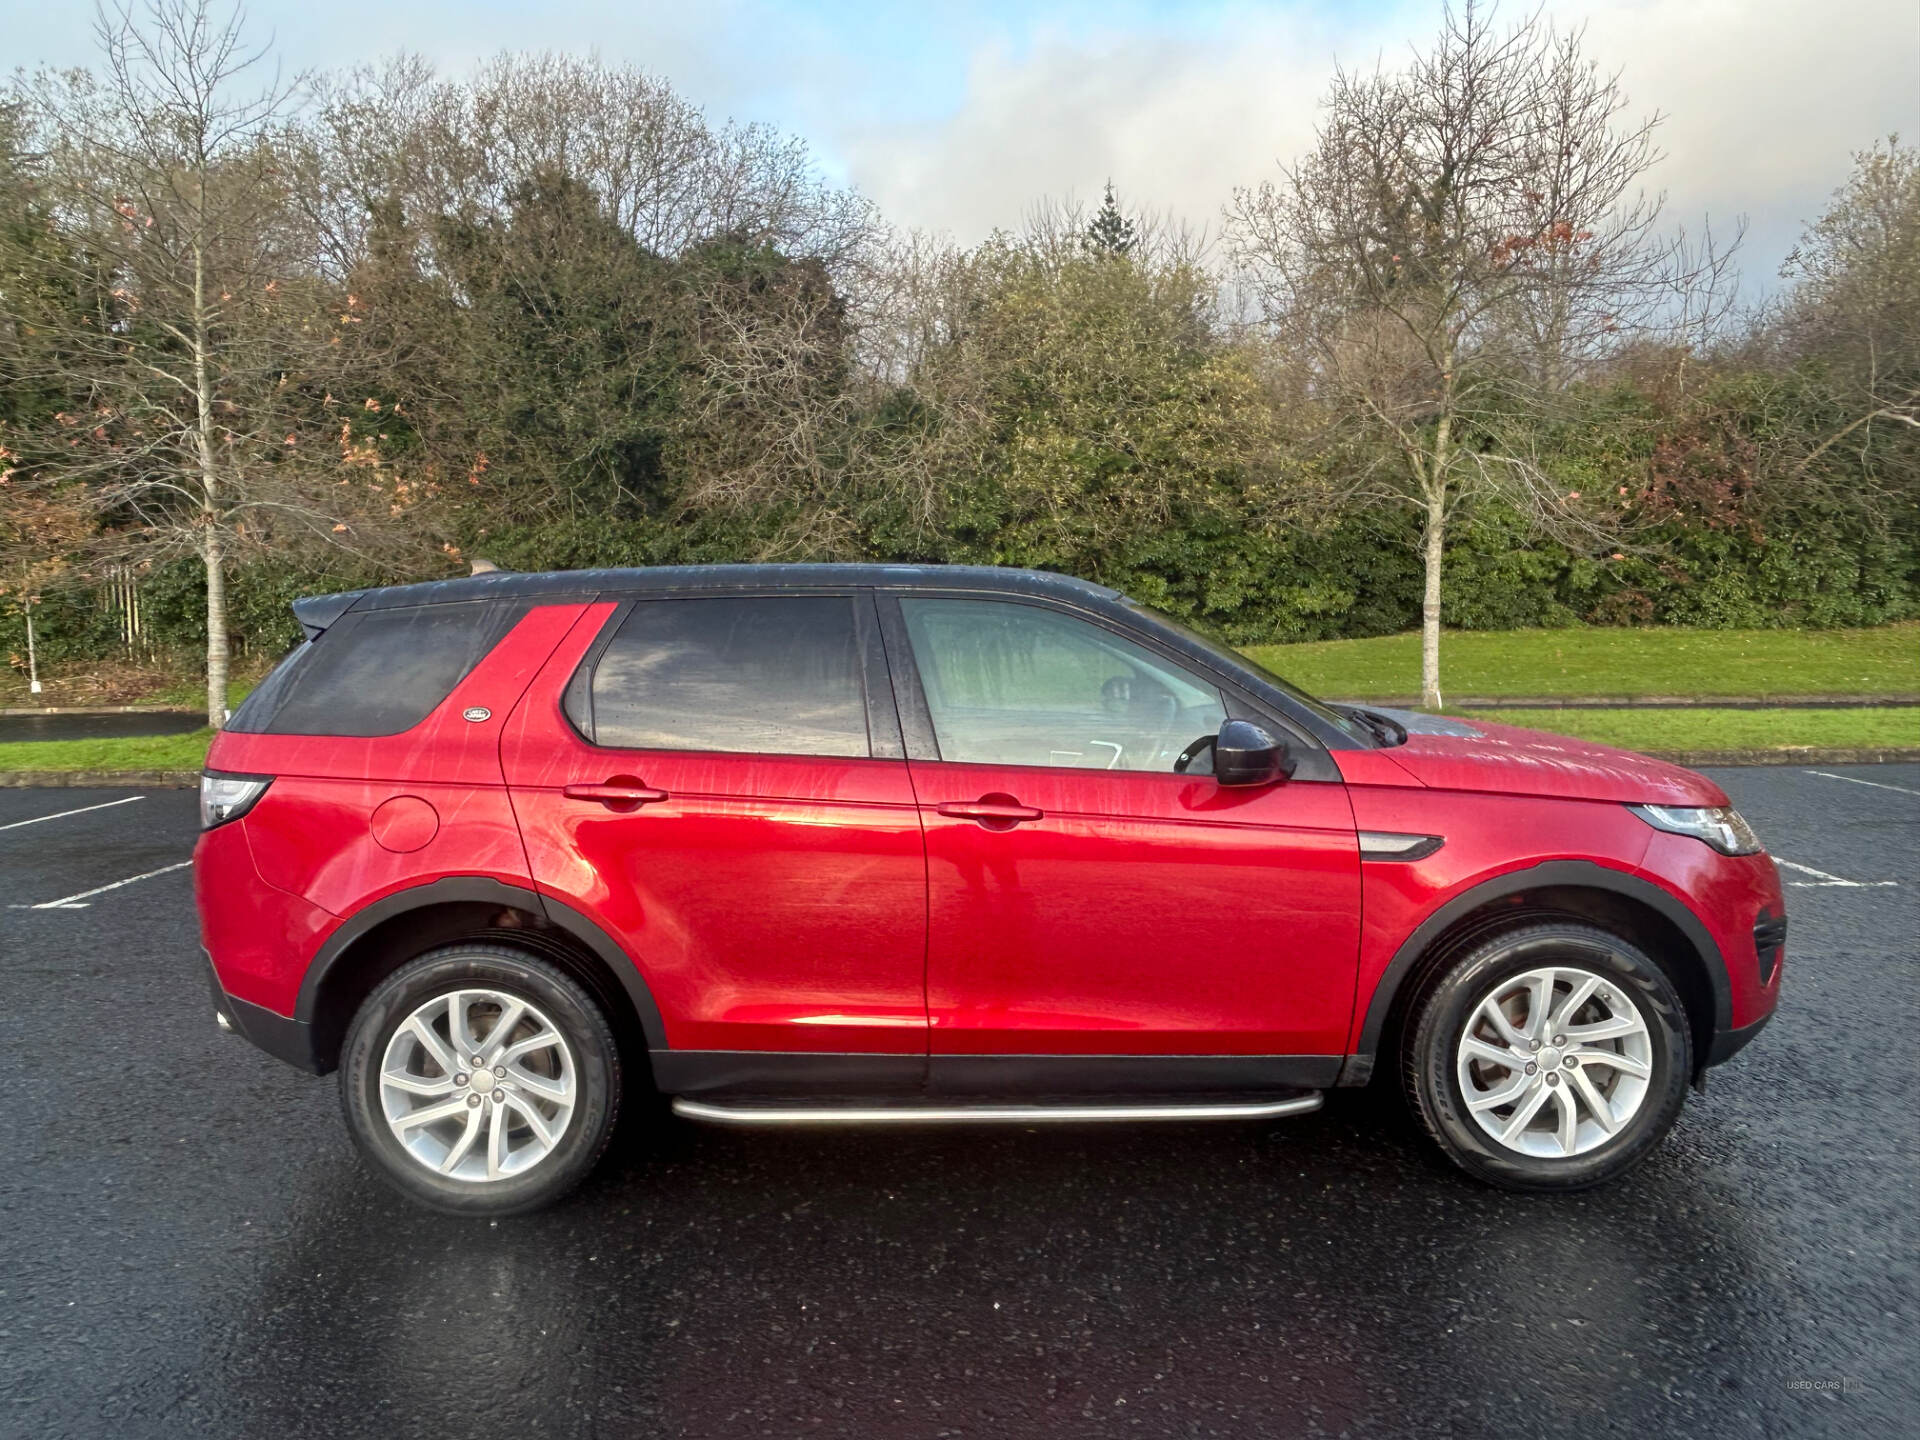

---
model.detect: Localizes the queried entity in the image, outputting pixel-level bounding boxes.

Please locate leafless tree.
[1779,136,1920,468]
[1228,1,1737,705]
[10,1,428,725]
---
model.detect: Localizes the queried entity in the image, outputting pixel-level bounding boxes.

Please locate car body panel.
[500,602,931,1056]
[1634,833,1785,1029]
[911,761,1362,1056]
[1340,783,1660,1055]
[1372,714,1730,808]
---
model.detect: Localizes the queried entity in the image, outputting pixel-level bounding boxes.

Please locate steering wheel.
[1173,733,1216,775]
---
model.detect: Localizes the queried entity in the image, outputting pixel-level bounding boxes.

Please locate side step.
[671,1092,1323,1127]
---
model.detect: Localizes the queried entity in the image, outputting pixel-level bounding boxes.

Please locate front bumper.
[204,950,323,1073]
[1707,1008,1774,1067]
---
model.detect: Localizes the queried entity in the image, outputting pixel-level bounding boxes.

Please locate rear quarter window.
[228,599,528,737]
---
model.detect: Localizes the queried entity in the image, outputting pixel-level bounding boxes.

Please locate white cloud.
[832,0,1920,289]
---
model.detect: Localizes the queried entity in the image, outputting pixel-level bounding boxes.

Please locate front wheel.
[340,944,622,1215]
[1403,922,1692,1191]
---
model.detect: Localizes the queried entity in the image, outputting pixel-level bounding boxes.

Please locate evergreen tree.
[1084,182,1136,256]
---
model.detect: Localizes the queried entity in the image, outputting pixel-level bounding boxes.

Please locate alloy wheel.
[1455,965,1654,1159]
[378,987,577,1183]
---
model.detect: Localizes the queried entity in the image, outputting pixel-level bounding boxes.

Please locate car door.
[502,590,929,1092]
[881,592,1361,1093]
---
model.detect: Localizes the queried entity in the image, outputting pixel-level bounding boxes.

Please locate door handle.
[937,795,1044,826]
[564,780,669,809]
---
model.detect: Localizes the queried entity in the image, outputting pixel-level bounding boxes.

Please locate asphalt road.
[0,711,205,743]
[1,767,1914,1439]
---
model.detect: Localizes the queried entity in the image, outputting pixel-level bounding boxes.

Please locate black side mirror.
[1213,719,1294,787]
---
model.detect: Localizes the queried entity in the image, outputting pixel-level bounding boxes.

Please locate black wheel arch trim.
[294,876,668,1051]
[1338,859,1731,1085]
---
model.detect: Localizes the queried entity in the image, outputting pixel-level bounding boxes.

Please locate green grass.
[1467,707,1919,752]
[1241,623,1920,700]
[0,729,213,773]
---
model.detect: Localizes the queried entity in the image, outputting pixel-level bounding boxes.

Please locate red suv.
[195,565,1783,1213]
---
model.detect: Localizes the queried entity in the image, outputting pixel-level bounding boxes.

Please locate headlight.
[200,772,272,830]
[1628,804,1762,856]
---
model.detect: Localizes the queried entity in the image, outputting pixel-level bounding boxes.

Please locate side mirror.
[1213,718,1294,787]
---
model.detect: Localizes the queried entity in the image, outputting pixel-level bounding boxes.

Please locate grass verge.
[0,730,213,773]
[1466,707,1919,752]
[1242,623,1920,699]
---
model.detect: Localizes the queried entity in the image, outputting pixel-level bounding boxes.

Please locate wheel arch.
[1342,860,1728,1087]
[296,877,667,1074]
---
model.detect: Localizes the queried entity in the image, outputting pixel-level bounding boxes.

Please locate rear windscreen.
[226,599,528,737]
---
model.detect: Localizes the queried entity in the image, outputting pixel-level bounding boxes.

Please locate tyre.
[1402,922,1691,1191]
[340,944,621,1215]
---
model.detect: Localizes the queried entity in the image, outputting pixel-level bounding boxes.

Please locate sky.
[7,0,1918,293]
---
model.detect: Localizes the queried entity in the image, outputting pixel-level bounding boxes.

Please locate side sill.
[649,1051,1346,1099]
[672,1093,1324,1127]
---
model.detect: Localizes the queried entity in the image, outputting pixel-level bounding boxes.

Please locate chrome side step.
[671,1093,1323,1127]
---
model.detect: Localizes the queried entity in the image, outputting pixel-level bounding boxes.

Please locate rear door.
[881,592,1361,1091]
[502,590,929,1088]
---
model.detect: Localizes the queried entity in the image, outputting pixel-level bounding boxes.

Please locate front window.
[1120,601,1374,745]
[899,597,1228,771]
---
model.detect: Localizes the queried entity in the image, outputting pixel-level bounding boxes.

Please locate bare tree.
[1780,136,1920,464]
[9,1,425,725]
[1228,2,1733,705]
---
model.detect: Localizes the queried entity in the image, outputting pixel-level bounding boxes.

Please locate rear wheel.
[340,944,621,1215]
[1403,922,1691,1191]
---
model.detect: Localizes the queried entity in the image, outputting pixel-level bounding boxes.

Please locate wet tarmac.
[0,768,1913,1438]
[0,710,205,742]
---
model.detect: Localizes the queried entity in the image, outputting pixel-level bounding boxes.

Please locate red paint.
[369,796,439,852]
[1379,717,1729,807]
[500,608,929,1055]
[910,761,1360,1055]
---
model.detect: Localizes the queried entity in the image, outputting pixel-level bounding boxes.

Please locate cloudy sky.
[8,0,1917,292]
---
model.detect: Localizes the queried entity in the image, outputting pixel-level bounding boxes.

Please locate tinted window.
[234,600,526,737]
[900,598,1227,771]
[589,596,869,757]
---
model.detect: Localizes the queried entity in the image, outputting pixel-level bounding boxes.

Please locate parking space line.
[1776,858,1899,889]
[1804,770,1920,798]
[0,796,145,832]
[9,859,193,910]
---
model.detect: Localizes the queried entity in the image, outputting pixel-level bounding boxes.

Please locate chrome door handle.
[563,780,668,808]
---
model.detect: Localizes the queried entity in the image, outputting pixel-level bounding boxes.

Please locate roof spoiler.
[290,590,367,641]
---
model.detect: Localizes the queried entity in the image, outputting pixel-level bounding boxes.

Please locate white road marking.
[1804,769,1920,798]
[1776,858,1899,889]
[10,859,193,910]
[0,796,145,832]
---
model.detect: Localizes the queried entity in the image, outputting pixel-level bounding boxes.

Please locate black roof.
[293,564,1122,635]
[286,561,1364,755]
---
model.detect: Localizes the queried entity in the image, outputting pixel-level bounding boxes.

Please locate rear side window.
[584,596,869,757]
[228,600,527,737]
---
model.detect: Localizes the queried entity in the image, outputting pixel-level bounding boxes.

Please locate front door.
[502,592,929,1087]
[885,594,1361,1092]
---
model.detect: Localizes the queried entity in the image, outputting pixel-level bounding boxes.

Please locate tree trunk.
[1420,483,1445,710]
[204,524,228,728]
[1418,410,1452,711]
[191,223,228,730]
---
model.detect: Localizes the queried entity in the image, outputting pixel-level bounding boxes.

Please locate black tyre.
[340,944,621,1216]
[1403,922,1691,1192]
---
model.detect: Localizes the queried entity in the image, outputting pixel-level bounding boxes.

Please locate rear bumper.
[204,950,323,1074]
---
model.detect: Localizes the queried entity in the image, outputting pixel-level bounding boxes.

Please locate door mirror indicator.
[1212,719,1294,787]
